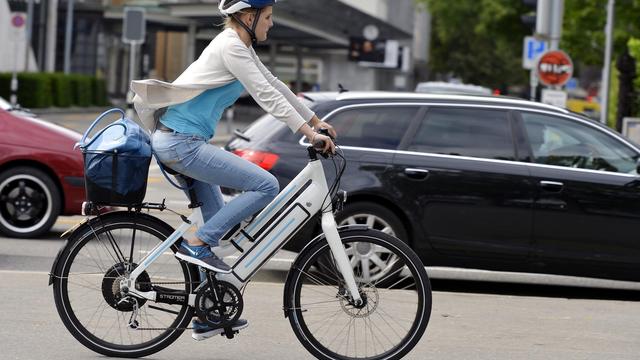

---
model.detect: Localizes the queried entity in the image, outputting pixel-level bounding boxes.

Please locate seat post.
[185,177,202,209]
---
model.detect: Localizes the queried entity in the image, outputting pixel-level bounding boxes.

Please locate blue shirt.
[160,80,245,139]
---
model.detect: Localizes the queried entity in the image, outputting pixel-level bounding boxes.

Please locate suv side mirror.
[636,159,640,175]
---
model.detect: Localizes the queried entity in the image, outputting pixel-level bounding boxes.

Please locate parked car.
[415,81,492,96]
[0,96,38,118]
[225,91,640,282]
[0,108,85,238]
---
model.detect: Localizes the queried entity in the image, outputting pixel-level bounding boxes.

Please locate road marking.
[0,270,49,275]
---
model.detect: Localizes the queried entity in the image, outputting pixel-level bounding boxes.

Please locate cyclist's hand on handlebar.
[312,133,336,155]
[314,121,337,139]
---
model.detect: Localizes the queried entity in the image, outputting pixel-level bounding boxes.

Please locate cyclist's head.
[219,0,277,44]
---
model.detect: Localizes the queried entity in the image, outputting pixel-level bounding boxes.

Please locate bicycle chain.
[138,281,200,286]
[133,281,199,331]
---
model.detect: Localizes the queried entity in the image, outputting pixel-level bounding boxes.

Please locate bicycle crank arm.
[321,212,363,305]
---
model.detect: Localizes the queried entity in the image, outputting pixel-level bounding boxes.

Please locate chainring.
[194,280,243,328]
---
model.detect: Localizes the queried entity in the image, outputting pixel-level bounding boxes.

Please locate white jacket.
[131,28,315,133]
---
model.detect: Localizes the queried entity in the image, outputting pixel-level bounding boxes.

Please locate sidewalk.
[34,104,262,145]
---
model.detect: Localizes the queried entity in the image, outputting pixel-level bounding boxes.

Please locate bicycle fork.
[321,212,363,306]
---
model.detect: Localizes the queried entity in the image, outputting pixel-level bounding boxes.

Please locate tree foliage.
[562,0,640,65]
[420,0,640,89]
[420,0,531,89]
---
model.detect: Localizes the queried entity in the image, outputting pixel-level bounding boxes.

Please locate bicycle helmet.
[219,0,277,44]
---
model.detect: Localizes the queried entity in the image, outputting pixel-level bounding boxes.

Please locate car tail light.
[232,149,279,170]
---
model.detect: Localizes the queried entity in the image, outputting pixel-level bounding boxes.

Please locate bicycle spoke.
[59,216,194,351]
[290,234,431,359]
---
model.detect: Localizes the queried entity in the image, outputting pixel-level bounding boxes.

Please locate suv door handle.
[404,168,430,180]
[539,180,564,192]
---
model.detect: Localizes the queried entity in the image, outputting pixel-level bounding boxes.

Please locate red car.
[0,108,85,238]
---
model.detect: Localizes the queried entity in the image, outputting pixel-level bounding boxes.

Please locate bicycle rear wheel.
[285,228,431,360]
[52,212,198,358]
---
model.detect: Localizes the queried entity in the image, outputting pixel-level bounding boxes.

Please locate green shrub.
[17,73,52,108]
[0,72,109,108]
[93,78,109,106]
[69,74,93,107]
[50,73,72,107]
[0,73,11,100]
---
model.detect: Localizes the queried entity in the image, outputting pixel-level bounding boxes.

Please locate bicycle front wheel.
[52,212,199,358]
[286,228,432,360]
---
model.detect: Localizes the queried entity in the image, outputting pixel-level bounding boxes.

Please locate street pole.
[126,43,137,118]
[64,0,74,74]
[11,39,19,107]
[536,0,551,39]
[46,0,59,72]
[600,0,615,125]
[37,0,47,70]
[549,0,564,51]
[24,0,34,71]
[530,71,538,101]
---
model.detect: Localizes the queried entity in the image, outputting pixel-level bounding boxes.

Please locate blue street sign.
[565,77,578,90]
[523,36,548,69]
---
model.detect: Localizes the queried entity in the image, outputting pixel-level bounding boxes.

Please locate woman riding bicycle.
[131,0,336,340]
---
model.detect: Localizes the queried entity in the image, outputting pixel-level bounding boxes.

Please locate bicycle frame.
[125,156,363,306]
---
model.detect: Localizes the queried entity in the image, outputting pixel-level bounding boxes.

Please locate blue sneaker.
[175,242,232,273]
[192,318,249,341]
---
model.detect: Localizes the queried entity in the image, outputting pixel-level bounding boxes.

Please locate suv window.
[326,106,418,149]
[408,107,515,160]
[521,112,639,173]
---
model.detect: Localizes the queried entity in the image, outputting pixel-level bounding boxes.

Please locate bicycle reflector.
[232,149,279,170]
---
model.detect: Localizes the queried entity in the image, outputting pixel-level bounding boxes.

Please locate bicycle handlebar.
[312,128,335,158]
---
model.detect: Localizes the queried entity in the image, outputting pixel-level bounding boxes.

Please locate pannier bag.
[78,108,152,206]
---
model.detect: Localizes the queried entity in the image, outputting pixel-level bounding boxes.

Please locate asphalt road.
[3,263,640,359]
[2,110,640,359]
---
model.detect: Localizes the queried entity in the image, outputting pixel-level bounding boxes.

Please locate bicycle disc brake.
[194,277,243,328]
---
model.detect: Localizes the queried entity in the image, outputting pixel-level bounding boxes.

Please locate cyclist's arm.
[221,38,309,133]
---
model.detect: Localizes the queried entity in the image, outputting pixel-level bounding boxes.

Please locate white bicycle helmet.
[219,0,277,44]
[219,0,277,16]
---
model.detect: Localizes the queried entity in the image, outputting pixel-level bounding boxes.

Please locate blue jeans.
[151,130,279,246]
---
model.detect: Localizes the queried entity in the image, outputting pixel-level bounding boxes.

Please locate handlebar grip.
[313,139,326,150]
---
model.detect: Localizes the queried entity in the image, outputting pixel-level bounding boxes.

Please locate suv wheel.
[0,167,61,238]
[334,202,409,285]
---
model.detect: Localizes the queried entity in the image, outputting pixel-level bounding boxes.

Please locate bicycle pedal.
[221,327,238,339]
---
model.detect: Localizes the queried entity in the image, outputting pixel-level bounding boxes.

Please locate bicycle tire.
[52,211,199,358]
[284,228,432,360]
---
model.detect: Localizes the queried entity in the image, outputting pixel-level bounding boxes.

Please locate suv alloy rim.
[338,213,400,282]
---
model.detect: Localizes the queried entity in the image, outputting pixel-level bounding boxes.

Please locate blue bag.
[78,108,152,206]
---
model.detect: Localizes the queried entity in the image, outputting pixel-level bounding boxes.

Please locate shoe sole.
[175,252,232,274]
[192,322,249,341]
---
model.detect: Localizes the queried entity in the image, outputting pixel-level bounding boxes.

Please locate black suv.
[225,92,640,282]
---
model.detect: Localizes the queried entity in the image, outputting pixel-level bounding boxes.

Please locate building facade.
[3,0,430,99]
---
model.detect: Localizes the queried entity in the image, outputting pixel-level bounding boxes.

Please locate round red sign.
[11,14,25,28]
[537,50,573,86]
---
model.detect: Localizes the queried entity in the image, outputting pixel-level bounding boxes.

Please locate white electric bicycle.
[49,133,432,359]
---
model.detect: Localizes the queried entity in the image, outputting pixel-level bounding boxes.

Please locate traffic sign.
[537,50,573,87]
[123,7,146,44]
[522,36,548,69]
[541,89,568,108]
[11,14,25,28]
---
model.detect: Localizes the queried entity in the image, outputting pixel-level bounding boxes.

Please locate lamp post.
[600,0,615,125]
